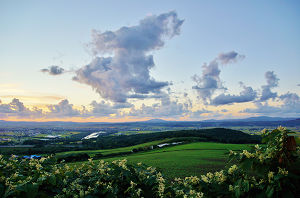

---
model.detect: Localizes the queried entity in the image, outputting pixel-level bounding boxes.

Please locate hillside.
[74,142,252,179]
[82,128,261,149]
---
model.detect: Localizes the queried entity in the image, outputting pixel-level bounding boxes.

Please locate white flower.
[268,171,274,182]
[136,188,142,196]
[196,192,204,198]
[201,175,209,183]
[206,172,213,179]
[278,167,288,176]
[228,164,238,174]
[242,150,254,158]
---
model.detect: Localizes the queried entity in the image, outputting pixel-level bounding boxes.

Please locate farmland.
[70,142,252,179]
[0,119,299,180]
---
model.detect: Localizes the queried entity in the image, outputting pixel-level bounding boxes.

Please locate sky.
[0,0,300,122]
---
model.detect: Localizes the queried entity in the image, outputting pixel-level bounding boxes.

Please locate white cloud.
[242,92,300,116]
[260,71,279,101]
[192,51,245,104]
[46,99,82,118]
[73,11,184,103]
[0,98,42,118]
[211,82,257,105]
[218,51,245,64]
[128,96,189,118]
[41,66,65,75]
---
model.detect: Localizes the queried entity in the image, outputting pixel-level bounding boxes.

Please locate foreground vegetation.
[0,126,299,197]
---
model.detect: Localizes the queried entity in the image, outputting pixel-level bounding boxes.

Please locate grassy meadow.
[56,138,178,157]
[70,142,252,179]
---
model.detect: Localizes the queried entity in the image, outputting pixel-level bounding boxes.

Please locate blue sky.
[0,0,299,121]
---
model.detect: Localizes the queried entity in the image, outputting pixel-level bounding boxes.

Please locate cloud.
[73,11,184,103]
[192,51,245,104]
[46,99,133,118]
[278,92,300,113]
[46,99,82,117]
[88,100,132,117]
[241,72,300,116]
[188,109,212,119]
[192,60,224,104]
[242,92,300,116]
[218,51,245,64]
[210,82,257,105]
[89,101,118,117]
[260,71,279,101]
[0,98,42,118]
[0,97,188,119]
[0,98,83,119]
[242,102,281,114]
[41,66,65,75]
[128,96,189,118]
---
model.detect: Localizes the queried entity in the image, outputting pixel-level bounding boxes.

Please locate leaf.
[235,186,241,198]
[240,158,253,172]
[0,183,4,195]
[243,180,249,192]
[48,175,56,185]
[266,186,274,198]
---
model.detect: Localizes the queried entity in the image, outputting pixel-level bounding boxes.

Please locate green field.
[56,138,179,157]
[71,142,252,179]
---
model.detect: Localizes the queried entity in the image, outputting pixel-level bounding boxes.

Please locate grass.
[60,131,81,137]
[56,138,180,157]
[71,142,252,179]
[115,130,157,135]
[33,132,81,138]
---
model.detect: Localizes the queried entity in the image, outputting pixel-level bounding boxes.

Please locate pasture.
[72,142,252,179]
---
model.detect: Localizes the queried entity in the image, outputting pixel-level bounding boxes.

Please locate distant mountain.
[144,119,169,123]
[240,116,296,122]
[284,118,300,125]
[203,116,297,122]
[0,117,298,128]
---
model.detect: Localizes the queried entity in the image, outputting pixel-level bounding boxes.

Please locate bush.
[0,157,164,198]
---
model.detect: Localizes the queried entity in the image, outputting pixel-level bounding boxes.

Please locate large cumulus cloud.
[0,98,42,118]
[46,99,83,118]
[87,100,131,117]
[128,96,189,118]
[242,92,300,116]
[73,11,184,103]
[210,71,281,106]
[192,60,223,104]
[0,98,123,119]
[188,109,212,119]
[192,51,245,104]
[260,71,279,101]
[211,82,257,105]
